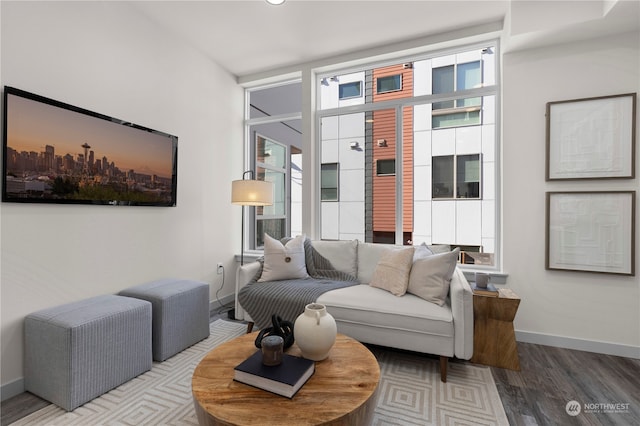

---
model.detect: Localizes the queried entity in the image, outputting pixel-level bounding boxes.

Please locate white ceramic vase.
[294,303,337,361]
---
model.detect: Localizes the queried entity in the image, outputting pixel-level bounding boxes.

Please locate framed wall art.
[3,86,178,206]
[546,191,635,276]
[546,93,636,180]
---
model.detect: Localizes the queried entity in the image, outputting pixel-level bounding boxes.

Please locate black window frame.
[376,74,402,94]
[320,162,339,201]
[432,154,481,199]
[338,81,363,100]
[376,158,396,176]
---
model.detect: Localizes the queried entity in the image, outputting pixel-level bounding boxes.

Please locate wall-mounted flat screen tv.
[2,86,178,206]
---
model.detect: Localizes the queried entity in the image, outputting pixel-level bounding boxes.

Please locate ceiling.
[131,0,639,79]
[131,0,508,77]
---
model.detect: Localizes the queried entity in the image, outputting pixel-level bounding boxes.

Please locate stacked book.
[234,351,315,398]
[471,282,499,297]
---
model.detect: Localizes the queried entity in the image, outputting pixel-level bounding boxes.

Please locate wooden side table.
[470,287,521,370]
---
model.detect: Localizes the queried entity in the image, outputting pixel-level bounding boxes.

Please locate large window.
[317,44,498,266]
[243,43,499,269]
[244,81,302,250]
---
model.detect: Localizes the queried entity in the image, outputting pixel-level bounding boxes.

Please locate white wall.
[0,1,243,395]
[502,31,640,356]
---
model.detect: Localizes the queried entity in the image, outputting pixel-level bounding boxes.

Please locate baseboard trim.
[1,377,24,402]
[516,330,640,359]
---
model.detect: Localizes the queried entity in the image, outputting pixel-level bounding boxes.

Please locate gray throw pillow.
[407,248,459,306]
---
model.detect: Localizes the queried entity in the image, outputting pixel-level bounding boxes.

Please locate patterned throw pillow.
[258,234,309,282]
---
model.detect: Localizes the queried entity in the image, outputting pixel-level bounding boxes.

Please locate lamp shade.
[231,179,274,206]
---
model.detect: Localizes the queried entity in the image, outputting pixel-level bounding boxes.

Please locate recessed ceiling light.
[266,0,285,5]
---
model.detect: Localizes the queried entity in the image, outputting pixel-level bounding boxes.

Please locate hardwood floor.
[2,306,639,426]
[490,342,640,426]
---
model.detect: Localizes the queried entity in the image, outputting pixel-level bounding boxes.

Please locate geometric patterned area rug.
[11,319,247,426]
[12,319,508,426]
[369,347,509,425]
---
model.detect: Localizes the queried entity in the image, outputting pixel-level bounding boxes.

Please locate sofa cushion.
[259,234,309,282]
[317,284,454,338]
[369,246,414,296]
[310,240,358,277]
[407,248,459,306]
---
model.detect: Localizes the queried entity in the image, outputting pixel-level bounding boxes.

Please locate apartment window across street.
[338,81,362,100]
[432,61,482,128]
[432,154,481,199]
[376,74,402,93]
[321,163,339,201]
[376,159,396,176]
[433,156,454,198]
[317,44,498,266]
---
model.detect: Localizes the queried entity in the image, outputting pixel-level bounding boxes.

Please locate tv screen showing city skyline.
[2,86,178,206]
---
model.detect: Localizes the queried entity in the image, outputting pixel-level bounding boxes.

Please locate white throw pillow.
[258,234,309,282]
[369,246,415,296]
[407,248,459,306]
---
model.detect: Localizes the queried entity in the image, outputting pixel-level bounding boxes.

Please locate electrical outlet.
[217,263,224,274]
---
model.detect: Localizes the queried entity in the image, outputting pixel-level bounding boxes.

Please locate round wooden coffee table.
[192,332,380,426]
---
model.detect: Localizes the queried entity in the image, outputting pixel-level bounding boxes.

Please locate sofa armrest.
[449,267,474,360]
[234,262,261,321]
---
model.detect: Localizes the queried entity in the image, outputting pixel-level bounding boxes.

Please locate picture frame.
[546,191,635,276]
[546,93,636,180]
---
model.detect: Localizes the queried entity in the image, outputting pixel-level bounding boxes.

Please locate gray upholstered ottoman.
[24,294,152,411]
[119,279,210,361]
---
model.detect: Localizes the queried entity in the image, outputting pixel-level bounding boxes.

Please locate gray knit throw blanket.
[237,238,358,330]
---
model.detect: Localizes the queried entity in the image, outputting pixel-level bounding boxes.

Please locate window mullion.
[453,154,458,199]
[246,111,302,126]
[395,105,403,246]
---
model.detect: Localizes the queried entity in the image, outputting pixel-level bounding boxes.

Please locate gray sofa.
[236,239,474,382]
